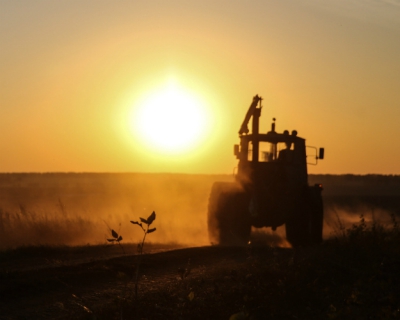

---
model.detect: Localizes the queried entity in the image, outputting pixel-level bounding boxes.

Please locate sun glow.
[130,82,210,154]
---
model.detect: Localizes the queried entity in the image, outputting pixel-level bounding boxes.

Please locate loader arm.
[238,95,262,135]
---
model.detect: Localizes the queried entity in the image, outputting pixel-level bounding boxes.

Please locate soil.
[1,235,399,320]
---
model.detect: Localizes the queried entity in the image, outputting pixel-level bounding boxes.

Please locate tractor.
[208,95,325,247]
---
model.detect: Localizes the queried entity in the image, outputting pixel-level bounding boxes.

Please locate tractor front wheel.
[208,182,251,246]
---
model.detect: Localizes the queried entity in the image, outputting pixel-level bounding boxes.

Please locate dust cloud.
[0,173,233,250]
[0,173,399,250]
[323,204,396,239]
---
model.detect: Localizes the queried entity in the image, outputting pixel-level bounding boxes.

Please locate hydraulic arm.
[238,95,262,135]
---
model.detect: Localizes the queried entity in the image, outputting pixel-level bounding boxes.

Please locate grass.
[0,201,208,250]
[0,206,103,250]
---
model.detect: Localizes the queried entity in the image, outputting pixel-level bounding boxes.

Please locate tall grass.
[0,205,106,250]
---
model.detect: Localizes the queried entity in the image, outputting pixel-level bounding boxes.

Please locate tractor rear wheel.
[285,201,310,247]
[208,182,251,246]
[308,185,324,244]
[285,185,324,247]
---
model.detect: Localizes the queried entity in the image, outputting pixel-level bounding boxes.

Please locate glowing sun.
[131,83,209,154]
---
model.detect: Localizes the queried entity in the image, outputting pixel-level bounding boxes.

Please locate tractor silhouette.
[208,95,325,247]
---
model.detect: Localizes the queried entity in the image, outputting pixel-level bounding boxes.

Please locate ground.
[1,228,399,320]
[1,174,400,319]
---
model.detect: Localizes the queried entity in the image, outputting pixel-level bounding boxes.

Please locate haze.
[1,0,400,174]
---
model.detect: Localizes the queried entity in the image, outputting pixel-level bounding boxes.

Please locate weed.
[104,221,125,254]
[130,211,157,299]
[331,208,347,238]
[107,229,125,254]
[107,212,157,319]
[347,213,367,240]
[131,211,157,255]
[331,210,400,247]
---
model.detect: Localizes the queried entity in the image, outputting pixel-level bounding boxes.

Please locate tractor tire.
[285,196,310,248]
[285,185,324,247]
[208,182,251,246]
[308,184,324,245]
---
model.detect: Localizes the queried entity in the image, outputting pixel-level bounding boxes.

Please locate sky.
[1,0,400,174]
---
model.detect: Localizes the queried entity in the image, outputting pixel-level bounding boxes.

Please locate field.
[0,173,400,319]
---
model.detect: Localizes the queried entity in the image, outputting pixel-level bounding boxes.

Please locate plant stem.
[118,241,126,255]
[134,225,148,299]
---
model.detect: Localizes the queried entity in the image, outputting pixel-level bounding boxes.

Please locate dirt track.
[1,244,291,319]
[1,238,399,320]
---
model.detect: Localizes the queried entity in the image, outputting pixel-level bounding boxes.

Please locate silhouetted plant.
[347,213,367,240]
[107,229,125,254]
[130,211,157,299]
[331,208,346,238]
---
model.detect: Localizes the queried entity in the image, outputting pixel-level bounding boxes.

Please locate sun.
[130,82,209,154]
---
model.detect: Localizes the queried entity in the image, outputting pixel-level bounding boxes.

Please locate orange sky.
[1,0,400,174]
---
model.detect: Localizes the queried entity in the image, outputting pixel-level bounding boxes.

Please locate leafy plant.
[131,211,157,254]
[107,229,125,254]
[130,211,157,299]
[104,220,125,255]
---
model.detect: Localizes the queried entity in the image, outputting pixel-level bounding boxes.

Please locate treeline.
[1,172,400,196]
[309,174,400,196]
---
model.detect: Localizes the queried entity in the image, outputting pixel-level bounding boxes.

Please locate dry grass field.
[0,173,225,249]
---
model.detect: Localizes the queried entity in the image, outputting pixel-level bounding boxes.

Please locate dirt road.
[1,239,399,320]
[1,244,290,319]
